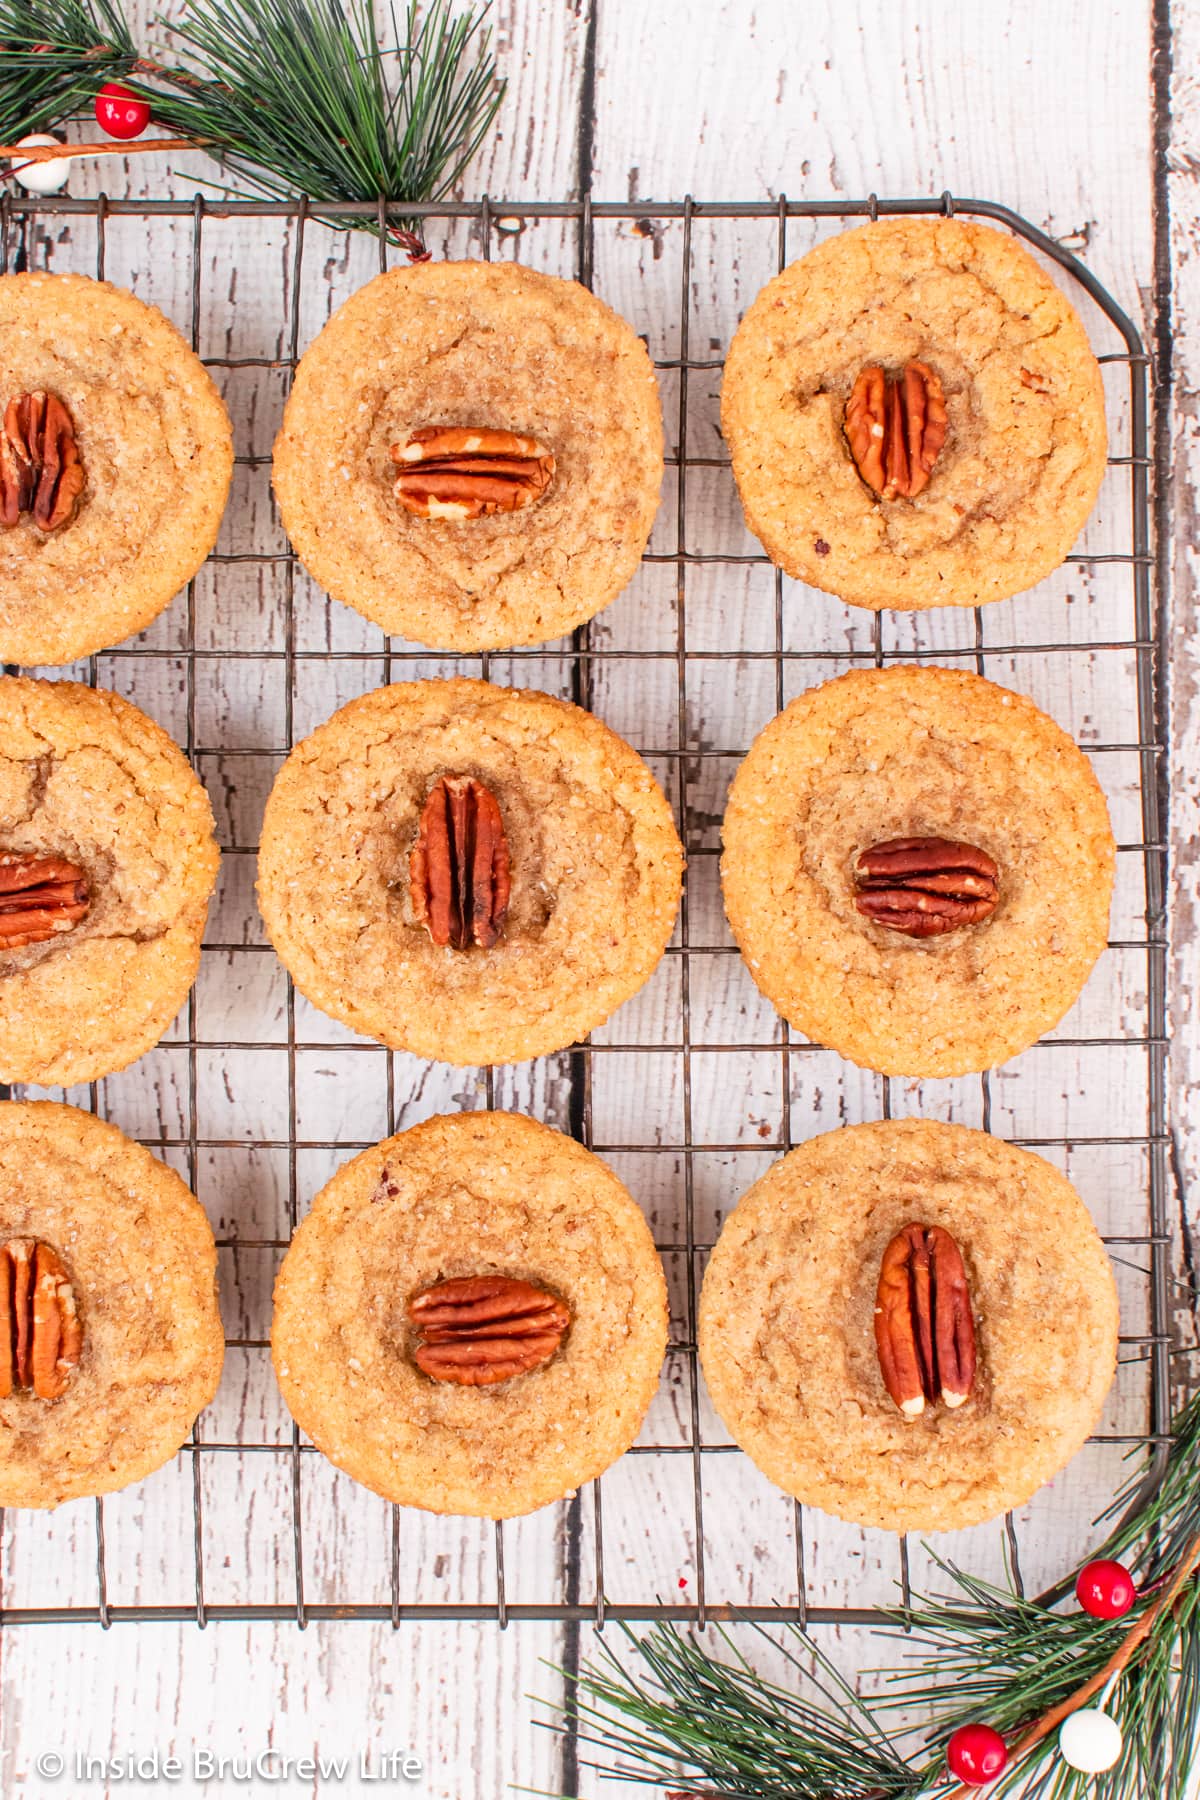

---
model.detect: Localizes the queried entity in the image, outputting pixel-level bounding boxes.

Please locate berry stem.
[0,136,200,176]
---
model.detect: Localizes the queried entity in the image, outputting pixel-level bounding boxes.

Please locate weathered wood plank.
[0,1,1174,1796]
[1165,0,1200,1379]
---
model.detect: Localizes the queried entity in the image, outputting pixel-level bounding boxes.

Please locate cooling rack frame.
[0,188,1168,1629]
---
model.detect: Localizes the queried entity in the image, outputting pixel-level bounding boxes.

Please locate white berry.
[1058,1708,1123,1773]
[11,135,69,196]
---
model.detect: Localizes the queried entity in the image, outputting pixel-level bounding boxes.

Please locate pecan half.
[874,1223,976,1418]
[409,1274,570,1386]
[0,392,85,532]
[409,775,511,951]
[854,836,998,939]
[844,361,947,500]
[391,426,555,520]
[0,1239,82,1400]
[0,852,91,950]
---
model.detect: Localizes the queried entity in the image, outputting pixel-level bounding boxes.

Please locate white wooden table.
[3,3,1198,1796]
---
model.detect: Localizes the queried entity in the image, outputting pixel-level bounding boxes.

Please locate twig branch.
[0,135,202,185]
[0,136,198,160]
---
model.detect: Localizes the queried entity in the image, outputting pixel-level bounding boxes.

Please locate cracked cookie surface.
[0,678,219,1085]
[0,1100,223,1508]
[721,666,1114,1076]
[272,1110,667,1517]
[271,260,663,650]
[257,678,683,1065]
[0,272,233,663]
[721,218,1107,610]
[698,1119,1118,1534]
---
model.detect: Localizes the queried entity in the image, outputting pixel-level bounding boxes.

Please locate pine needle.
[0,0,504,238]
[565,1622,922,1799]
[567,1392,1200,1800]
[0,0,134,142]
[139,0,503,210]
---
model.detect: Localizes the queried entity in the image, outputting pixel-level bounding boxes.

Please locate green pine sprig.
[568,1623,923,1800]
[0,0,504,242]
[884,1389,1200,1800]
[134,0,504,213]
[0,0,135,143]
[565,1390,1200,1800]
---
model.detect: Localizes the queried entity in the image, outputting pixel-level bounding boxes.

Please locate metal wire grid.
[0,190,1168,1629]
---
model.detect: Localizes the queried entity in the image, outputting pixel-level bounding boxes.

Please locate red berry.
[1075,1558,1137,1619]
[947,1723,1009,1785]
[94,82,151,141]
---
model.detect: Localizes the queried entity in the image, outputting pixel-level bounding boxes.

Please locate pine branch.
[569,1624,922,1800]
[132,0,503,214]
[884,1391,1200,1800]
[0,0,504,248]
[568,1391,1200,1800]
[0,0,134,141]
[937,1532,1200,1799]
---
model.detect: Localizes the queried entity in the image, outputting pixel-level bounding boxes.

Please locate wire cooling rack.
[0,191,1167,1629]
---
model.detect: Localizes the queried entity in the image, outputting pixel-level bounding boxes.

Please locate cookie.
[721,217,1107,610]
[721,666,1114,1076]
[0,678,219,1086]
[0,272,233,664]
[272,1110,667,1518]
[698,1119,1118,1534]
[257,678,683,1065]
[0,1100,223,1508]
[272,260,662,650]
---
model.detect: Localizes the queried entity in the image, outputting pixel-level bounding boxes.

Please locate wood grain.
[1166,0,1200,1402]
[0,2,1181,1798]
